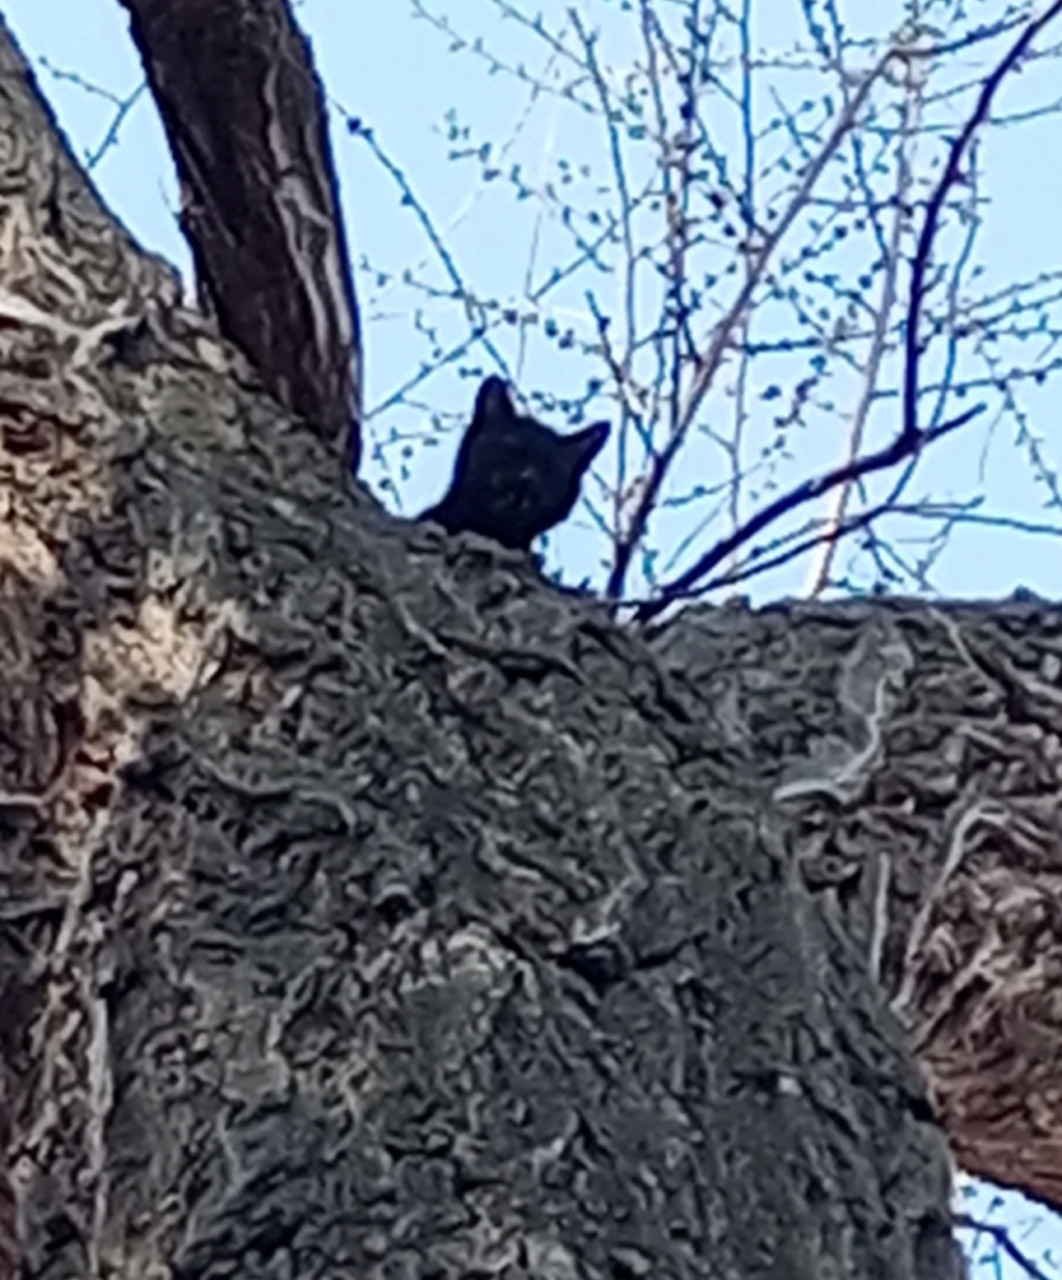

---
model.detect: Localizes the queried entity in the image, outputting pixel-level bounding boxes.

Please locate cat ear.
[565,420,610,470]
[471,376,515,428]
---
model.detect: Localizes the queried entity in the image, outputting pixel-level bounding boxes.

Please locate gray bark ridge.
[0,18,970,1280]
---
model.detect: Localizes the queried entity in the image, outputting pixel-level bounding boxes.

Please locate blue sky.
[3,1,1061,1272]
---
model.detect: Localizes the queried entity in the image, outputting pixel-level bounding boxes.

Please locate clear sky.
[3,1,1061,1273]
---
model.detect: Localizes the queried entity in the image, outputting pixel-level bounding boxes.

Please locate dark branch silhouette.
[633,406,980,622]
[953,1213,1055,1280]
[903,0,1062,443]
[605,59,889,600]
[634,2,1062,621]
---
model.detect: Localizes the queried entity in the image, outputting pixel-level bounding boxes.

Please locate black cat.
[419,377,610,551]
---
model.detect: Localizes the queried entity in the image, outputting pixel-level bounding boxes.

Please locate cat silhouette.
[419,376,609,551]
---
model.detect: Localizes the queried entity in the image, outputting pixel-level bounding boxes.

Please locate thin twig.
[902,0,1062,442]
[608,47,893,598]
[808,61,923,594]
[570,8,637,539]
[343,110,513,383]
[633,403,982,621]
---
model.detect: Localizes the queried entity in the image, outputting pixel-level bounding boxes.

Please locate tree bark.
[118,0,362,472]
[655,597,1062,1209]
[0,14,1057,1280]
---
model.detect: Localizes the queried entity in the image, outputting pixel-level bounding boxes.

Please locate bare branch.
[608,47,893,598]
[953,1213,1056,1280]
[342,112,513,386]
[633,404,982,622]
[902,0,1062,443]
[633,0,1062,617]
[807,67,923,594]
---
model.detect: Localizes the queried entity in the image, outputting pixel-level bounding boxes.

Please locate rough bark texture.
[656,598,1062,1207]
[118,0,362,472]
[0,13,1059,1280]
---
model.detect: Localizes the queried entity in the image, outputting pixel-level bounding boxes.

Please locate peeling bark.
[0,11,1058,1280]
[118,0,362,471]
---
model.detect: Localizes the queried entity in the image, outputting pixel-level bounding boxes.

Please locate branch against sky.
[119,0,363,471]
[955,1212,1059,1280]
[349,0,1062,597]
[631,1,1062,619]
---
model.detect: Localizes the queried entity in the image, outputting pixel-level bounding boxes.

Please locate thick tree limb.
[119,0,363,471]
[656,594,1062,1211]
[0,18,962,1278]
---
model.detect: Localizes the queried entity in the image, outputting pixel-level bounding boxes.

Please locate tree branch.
[633,405,981,620]
[636,1,1062,618]
[607,48,893,599]
[120,0,363,472]
[902,0,1062,443]
[953,1213,1055,1280]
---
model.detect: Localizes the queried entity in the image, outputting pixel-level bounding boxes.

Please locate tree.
[0,2,1058,1278]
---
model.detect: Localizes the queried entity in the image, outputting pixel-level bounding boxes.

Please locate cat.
[419,376,609,551]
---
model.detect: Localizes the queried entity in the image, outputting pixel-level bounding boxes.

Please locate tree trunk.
[2,16,1055,1279]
